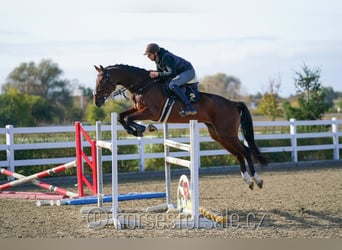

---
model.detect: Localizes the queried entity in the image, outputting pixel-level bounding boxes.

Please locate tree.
[284,64,329,120]
[0,88,51,126]
[3,60,62,97]
[257,78,282,121]
[200,73,242,100]
[2,59,74,124]
[321,86,337,111]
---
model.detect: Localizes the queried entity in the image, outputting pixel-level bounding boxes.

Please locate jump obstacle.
[146,120,218,229]
[0,161,78,200]
[0,119,100,200]
[0,166,77,198]
[65,117,164,207]
[0,116,164,207]
[82,112,139,229]
[0,113,217,229]
[81,115,218,229]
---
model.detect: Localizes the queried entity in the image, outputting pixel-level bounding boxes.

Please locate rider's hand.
[149,71,159,79]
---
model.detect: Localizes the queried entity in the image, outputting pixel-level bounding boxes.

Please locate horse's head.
[93,65,117,107]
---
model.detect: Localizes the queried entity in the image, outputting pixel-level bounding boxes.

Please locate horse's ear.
[94,65,105,72]
[94,65,102,72]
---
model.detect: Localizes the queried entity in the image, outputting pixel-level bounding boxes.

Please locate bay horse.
[93,64,267,189]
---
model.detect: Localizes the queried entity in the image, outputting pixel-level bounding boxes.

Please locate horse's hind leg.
[242,143,263,188]
[205,123,255,189]
[227,138,263,189]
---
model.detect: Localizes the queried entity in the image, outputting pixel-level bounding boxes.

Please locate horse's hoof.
[248,182,254,190]
[138,126,146,134]
[127,128,135,135]
[147,124,157,132]
[257,180,263,189]
[132,130,144,137]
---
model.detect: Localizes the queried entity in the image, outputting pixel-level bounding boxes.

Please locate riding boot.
[170,85,197,116]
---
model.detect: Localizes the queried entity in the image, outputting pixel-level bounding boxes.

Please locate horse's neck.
[117,68,149,85]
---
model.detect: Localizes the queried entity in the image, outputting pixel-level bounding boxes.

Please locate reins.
[105,73,156,102]
[104,87,128,102]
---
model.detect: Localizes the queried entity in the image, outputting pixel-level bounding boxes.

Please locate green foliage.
[284,64,330,120]
[257,93,282,121]
[0,88,52,126]
[85,103,106,124]
[257,78,282,121]
[1,59,76,126]
[84,97,132,124]
[2,59,64,98]
[144,143,165,171]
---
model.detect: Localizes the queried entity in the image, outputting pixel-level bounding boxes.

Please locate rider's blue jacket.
[155,48,194,80]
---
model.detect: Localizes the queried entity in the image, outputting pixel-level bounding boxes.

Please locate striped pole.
[0,161,76,191]
[0,168,77,197]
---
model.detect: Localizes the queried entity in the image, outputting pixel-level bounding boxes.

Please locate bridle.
[93,69,116,100]
[94,67,157,102]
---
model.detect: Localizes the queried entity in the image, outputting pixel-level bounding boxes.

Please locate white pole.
[290,118,298,162]
[96,121,103,207]
[111,112,120,229]
[6,125,14,180]
[190,120,200,228]
[163,122,172,206]
[332,117,339,160]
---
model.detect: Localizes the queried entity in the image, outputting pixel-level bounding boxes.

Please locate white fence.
[1,118,342,173]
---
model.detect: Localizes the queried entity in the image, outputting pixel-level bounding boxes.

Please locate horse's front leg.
[126,116,146,137]
[126,108,156,137]
[119,108,138,135]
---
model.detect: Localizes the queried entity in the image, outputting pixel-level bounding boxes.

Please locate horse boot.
[170,85,197,116]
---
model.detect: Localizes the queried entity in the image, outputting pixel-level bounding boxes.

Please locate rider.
[144,43,197,116]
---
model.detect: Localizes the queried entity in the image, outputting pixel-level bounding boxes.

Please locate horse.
[93,64,267,189]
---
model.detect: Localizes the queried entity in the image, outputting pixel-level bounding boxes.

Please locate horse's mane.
[106,64,149,77]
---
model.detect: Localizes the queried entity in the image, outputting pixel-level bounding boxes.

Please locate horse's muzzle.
[93,95,105,107]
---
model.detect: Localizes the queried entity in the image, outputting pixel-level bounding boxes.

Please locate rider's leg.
[169,69,197,116]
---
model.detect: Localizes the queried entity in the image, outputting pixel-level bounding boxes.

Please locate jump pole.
[0,161,76,190]
[96,120,103,208]
[0,167,77,197]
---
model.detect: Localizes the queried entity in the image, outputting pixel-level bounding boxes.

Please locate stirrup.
[179,106,197,116]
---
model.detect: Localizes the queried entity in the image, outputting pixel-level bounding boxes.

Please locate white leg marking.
[241,171,254,189]
[252,173,263,188]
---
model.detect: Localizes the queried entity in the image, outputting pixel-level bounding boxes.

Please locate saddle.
[160,81,200,103]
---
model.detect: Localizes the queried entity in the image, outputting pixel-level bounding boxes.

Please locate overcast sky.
[1,0,342,97]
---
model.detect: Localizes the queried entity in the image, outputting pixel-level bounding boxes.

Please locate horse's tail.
[238,102,268,166]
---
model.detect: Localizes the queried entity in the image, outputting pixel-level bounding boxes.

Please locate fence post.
[290,119,298,162]
[163,123,172,205]
[5,125,14,180]
[138,136,145,172]
[332,117,339,160]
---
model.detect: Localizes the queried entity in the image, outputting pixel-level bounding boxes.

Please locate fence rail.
[1,118,342,173]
